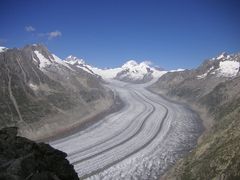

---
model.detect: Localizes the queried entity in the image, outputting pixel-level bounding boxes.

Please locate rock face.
[149,52,240,179]
[0,44,114,139]
[0,127,79,180]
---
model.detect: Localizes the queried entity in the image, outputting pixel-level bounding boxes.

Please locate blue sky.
[0,0,240,70]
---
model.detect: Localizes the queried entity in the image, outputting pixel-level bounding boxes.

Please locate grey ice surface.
[51,79,203,180]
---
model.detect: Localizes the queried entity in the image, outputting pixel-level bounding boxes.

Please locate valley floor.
[50,79,203,179]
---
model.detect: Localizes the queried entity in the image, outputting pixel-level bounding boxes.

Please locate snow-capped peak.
[216,60,240,77]
[121,60,153,73]
[65,55,85,65]
[33,50,52,69]
[116,60,167,82]
[32,47,74,71]
[0,46,8,53]
[66,55,78,61]
[64,55,99,75]
[213,52,240,77]
[196,52,240,79]
[216,52,228,60]
[63,57,167,82]
[121,60,151,74]
[122,60,139,69]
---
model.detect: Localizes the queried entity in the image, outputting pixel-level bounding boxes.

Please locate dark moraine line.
[79,90,169,179]
[69,89,149,157]
[72,90,155,165]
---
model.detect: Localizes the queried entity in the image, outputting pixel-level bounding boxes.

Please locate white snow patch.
[120,60,150,80]
[29,83,39,91]
[32,56,38,63]
[217,54,225,60]
[197,67,214,79]
[76,65,95,75]
[169,69,185,72]
[65,56,167,80]
[122,60,139,69]
[91,67,122,79]
[34,50,52,69]
[65,55,99,75]
[65,55,122,78]
[0,46,7,53]
[216,52,228,60]
[118,60,166,80]
[216,60,240,77]
[51,54,75,71]
[65,55,85,65]
[152,70,167,78]
[197,72,208,79]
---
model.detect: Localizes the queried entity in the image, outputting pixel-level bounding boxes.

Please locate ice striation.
[51,80,203,179]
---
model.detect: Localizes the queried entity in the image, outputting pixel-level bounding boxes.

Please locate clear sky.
[0,0,240,70]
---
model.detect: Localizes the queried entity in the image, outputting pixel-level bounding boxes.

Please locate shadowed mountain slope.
[0,44,114,140]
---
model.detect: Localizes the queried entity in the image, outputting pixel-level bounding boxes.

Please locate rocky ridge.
[149,52,240,179]
[0,44,114,140]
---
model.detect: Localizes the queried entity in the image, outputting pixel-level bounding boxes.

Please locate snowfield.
[91,67,122,79]
[117,60,167,80]
[34,50,52,69]
[0,46,7,53]
[216,60,240,77]
[64,56,167,81]
[51,79,203,179]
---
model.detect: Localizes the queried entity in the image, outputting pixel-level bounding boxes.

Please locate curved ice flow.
[51,79,202,179]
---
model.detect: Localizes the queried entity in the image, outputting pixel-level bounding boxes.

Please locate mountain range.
[63,50,240,179]
[0,44,168,140]
[1,44,240,179]
[64,55,167,83]
[0,44,115,140]
[149,52,240,179]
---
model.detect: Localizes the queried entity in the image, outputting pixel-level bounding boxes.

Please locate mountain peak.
[65,55,85,65]
[122,60,138,69]
[115,59,167,83]
[24,43,47,50]
[0,46,7,52]
[216,52,228,60]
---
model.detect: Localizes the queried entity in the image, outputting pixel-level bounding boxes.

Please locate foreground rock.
[0,127,79,180]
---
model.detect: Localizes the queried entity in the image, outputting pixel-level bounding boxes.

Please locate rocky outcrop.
[0,127,79,180]
[149,53,240,179]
